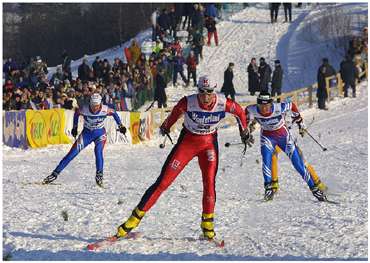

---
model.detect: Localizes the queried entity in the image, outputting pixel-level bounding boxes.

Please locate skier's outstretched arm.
[107,108,126,134]
[160,97,187,134]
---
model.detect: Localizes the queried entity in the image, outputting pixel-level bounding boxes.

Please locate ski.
[324,199,340,205]
[199,236,225,248]
[21,181,61,186]
[87,232,142,251]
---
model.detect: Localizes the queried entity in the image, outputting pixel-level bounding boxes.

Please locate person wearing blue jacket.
[172,52,188,86]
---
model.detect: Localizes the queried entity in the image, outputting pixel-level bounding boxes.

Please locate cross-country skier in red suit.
[114,76,252,240]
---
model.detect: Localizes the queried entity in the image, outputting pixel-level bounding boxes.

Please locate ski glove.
[293,116,306,137]
[240,128,254,147]
[71,127,78,138]
[118,124,127,135]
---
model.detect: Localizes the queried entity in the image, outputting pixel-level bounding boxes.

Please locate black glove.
[240,128,254,147]
[118,124,127,135]
[159,125,170,137]
[71,127,78,138]
[293,116,306,137]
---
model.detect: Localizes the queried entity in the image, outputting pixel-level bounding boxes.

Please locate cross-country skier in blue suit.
[246,92,327,202]
[43,93,127,187]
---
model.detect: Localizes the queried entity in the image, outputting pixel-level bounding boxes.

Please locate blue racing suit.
[53,104,122,175]
[246,102,315,189]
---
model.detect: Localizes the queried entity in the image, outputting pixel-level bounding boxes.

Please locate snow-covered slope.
[3,81,368,260]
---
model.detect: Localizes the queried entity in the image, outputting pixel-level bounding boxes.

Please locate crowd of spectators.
[3,3,223,111]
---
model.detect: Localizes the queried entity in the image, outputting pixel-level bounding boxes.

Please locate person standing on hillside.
[283,3,292,22]
[205,16,219,46]
[154,68,168,108]
[340,55,358,98]
[258,57,272,93]
[221,63,236,101]
[248,58,260,96]
[269,3,281,23]
[113,76,252,240]
[42,93,127,187]
[271,60,283,102]
[245,92,328,202]
[186,51,198,87]
[317,58,336,110]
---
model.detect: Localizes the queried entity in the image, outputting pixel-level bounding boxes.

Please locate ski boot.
[271,180,279,193]
[264,183,274,201]
[95,172,103,187]
[201,213,216,240]
[311,186,327,202]
[43,171,59,184]
[116,207,145,238]
[314,179,328,192]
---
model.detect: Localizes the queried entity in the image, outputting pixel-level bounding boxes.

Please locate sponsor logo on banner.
[26,109,71,148]
[130,112,153,144]
[3,111,28,149]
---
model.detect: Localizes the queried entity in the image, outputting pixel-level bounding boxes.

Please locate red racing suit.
[137,93,248,214]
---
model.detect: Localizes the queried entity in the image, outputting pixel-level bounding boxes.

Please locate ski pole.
[145,100,156,112]
[303,129,327,151]
[224,142,245,147]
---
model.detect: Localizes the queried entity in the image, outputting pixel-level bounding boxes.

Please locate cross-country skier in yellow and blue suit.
[245,92,327,201]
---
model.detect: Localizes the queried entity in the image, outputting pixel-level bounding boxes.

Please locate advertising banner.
[3,111,28,149]
[26,109,71,148]
[130,112,153,144]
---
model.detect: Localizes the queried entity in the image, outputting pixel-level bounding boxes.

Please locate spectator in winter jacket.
[61,50,72,81]
[192,4,205,34]
[221,62,236,101]
[169,7,177,38]
[340,55,358,98]
[205,16,218,46]
[78,58,91,82]
[192,29,204,63]
[172,52,188,86]
[258,57,272,93]
[169,38,182,56]
[204,3,218,18]
[270,3,281,23]
[186,51,197,87]
[128,39,142,66]
[317,58,335,110]
[154,68,167,108]
[271,60,283,102]
[283,3,292,22]
[92,56,103,80]
[248,58,260,96]
[158,8,170,32]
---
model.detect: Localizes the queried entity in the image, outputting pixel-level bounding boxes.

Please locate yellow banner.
[26,109,71,148]
[130,112,141,144]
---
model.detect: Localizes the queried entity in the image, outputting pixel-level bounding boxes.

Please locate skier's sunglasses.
[198,88,214,94]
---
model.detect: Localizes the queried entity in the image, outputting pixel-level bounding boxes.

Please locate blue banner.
[3,111,28,149]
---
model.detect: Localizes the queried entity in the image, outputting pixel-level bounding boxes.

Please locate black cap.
[257,92,273,104]
[274,59,280,64]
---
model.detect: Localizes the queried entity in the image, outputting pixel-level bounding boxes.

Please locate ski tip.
[86,244,96,251]
[218,240,225,248]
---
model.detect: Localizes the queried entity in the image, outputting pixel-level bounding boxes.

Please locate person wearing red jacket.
[115,76,251,240]
[205,16,218,46]
[186,51,198,87]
